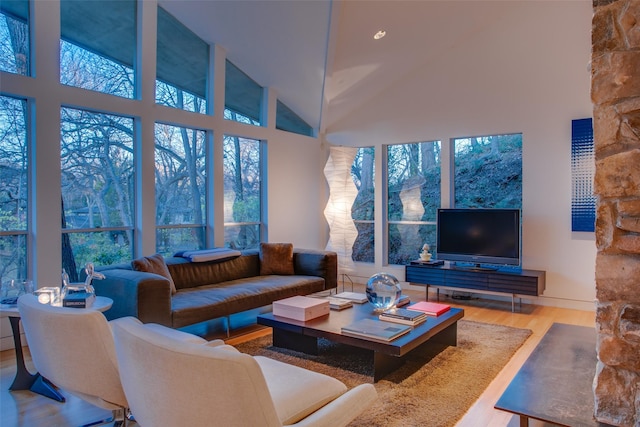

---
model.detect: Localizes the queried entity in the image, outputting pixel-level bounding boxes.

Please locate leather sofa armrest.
[93,269,173,327]
[293,249,338,291]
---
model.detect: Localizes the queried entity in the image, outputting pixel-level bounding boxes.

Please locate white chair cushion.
[255,355,348,425]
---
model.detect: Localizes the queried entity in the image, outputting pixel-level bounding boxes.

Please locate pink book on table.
[407,301,451,316]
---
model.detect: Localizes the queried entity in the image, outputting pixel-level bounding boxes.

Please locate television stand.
[405,264,545,312]
[452,263,498,272]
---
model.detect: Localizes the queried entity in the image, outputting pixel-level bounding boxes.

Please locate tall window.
[61,108,134,281]
[351,147,375,263]
[155,7,208,114]
[0,95,28,281]
[59,0,135,98]
[224,109,260,126]
[276,100,313,137]
[387,141,441,265]
[155,124,206,256]
[223,135,262,249]
[225,60,262,126]
[0,0,30,76]
[453,133,522,209]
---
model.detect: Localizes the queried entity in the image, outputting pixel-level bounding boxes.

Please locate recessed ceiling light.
[373,30,386,40]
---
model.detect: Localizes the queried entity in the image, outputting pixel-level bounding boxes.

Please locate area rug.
[235,320,531,427]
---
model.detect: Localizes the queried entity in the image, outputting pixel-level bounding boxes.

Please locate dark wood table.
[495,323,613,427]
[257,302,464,381]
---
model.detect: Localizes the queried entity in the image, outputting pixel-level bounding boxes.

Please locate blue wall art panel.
[571,118,595,232]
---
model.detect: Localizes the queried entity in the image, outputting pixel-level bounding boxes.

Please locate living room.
[1,0,638,426]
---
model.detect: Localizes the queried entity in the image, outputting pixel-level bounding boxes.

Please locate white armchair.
[17,294,220,427]
[112,316,378,427]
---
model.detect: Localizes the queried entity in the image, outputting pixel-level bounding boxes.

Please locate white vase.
[420,252,432,261]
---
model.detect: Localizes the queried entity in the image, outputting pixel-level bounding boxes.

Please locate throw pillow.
[260,243,294,275]
[131,253,177,295]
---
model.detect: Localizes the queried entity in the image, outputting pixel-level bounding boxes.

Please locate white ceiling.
[160,0,516,134]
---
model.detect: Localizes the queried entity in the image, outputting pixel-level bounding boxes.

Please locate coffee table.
[257,301,464,381]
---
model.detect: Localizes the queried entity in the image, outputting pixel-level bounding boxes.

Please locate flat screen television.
[436,208,521,268]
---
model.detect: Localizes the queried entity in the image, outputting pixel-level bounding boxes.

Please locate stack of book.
[396,294,410,307]
[333,291,368,303]
[323,296,353,310]
[62,292,96,308]
[379,307,427,326]
[341,318,412,342]
[407,301,451,316]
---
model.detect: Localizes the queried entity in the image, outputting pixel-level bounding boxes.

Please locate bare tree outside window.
[0,95,28,281]
[156,81,205,114]
[60,108,134,280]
[155,124,206,256]
[223,134,261,250]
[0,6,29,281]
[0,7,29,76]
[60,40,134,98]
[351,147,375,263]
[387,141,441,265]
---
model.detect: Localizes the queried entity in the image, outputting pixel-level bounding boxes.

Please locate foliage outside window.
[387,141,441,265]
[59,0,135,99]
[0,95,28,281]
[453,133,522,209]
[0,0,30,76]
[351,147,375,263]
[156,7,208,114]
[155,123,206,256]
[223,135,262,250]
[61,108,134,281]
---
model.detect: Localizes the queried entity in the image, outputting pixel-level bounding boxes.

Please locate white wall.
[324,1,596,310]
[265,130,329,250]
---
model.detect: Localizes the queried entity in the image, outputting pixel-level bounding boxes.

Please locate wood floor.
[0,285,595,427]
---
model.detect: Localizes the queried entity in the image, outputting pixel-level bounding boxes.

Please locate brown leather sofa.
[93,248,337,328]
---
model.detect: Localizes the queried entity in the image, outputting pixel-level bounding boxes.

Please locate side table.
[0,295,113,402]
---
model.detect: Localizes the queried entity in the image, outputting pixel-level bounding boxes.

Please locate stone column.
[592,1,640,425]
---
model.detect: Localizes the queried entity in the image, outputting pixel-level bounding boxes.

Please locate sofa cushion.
[260,243,294,275]
[170,275,325,328]
[166,253,260,290]
[132,254,177,295]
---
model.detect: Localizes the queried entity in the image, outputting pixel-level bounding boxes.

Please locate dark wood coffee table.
[257,302,464,381]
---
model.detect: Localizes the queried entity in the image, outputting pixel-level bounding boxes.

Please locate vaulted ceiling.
[160,0,520,134]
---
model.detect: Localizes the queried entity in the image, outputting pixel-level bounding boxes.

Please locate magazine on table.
[379,307,427,326]
[341,318,412,342]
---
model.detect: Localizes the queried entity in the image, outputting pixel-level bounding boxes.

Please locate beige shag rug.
[235,320,531,427]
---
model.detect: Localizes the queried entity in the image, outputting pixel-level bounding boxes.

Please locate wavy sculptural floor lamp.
[324,146,359,291]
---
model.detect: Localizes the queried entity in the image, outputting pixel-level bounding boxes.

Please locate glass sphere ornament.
[365,273,402,312]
